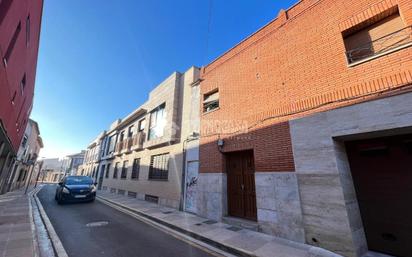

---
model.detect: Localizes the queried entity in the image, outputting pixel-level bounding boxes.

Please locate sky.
[32,0,297,158]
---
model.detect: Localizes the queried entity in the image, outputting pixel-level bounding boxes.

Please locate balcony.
[114,141,124,155]
[346,26,412,65]
[131,132,145,151]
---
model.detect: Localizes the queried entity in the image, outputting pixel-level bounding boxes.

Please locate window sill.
[202,107,220,116]
[347,42,412,67]
[148,179,169,182]
[120,178,127,180]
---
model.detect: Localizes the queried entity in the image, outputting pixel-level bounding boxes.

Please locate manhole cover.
[86,221,109,227]
[226,226,242,232]
[203,220,218,225]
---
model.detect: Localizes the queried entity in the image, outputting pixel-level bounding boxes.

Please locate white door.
[184,161,199,213]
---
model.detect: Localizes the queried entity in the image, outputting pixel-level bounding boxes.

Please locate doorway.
[346,134,412,257]
[184,161,199,213]
[226,150,257,221]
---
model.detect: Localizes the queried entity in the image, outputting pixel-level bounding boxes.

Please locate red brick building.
[197,0,412,256]
[0,0,43,192]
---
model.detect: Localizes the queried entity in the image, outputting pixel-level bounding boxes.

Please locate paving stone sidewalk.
[97,190,341,257]
[0,187,38,257]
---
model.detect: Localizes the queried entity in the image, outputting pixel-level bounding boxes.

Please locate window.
[3,22,21,66]
[128,125,134,138]
[20,74,26,94]
[120,160,128,179]
[107,135,116,155]
[113,162,119,178]
[131,158,140,179]
[100,164,106,178]
[148,104,166,140]
[203,90,219,113]
[119,131,125,142]
[105,163,111,178]
[343,9,410,64]
[148,153,169,180]
[26,15,30,46]
[21,136,28,148]
[138,119,145,131]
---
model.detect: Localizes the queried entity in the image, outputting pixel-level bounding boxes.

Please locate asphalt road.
[37,184,217,257]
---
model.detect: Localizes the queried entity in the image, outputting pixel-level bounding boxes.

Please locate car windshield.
[65,176,93,185]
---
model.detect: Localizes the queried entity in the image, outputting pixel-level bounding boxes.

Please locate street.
[37,184,217,257]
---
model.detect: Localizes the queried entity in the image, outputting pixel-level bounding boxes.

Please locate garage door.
[346,134,412,257]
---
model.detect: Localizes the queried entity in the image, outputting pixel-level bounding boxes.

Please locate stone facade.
[89,67,200,210]
[289,91,412,257]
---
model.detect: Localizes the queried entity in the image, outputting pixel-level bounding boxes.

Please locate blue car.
[55,176,97,204]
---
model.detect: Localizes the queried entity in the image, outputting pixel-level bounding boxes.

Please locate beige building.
[90,67,201,210]
[77,132,105,178]
[6,119,43,191]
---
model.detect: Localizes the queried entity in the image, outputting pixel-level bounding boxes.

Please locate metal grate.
[346,26,412,64]
[226,226,242,232]
[145,194,159,203]
[203,220,218,225]
[148,153,169,180]
[127,191,137,198]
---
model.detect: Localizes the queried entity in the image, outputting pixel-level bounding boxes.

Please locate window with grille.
[113,162,119,179]
[131,158,140,179]
[100,164,106,178]
[121,160,128,179]
[148,153,169,180]
[203,89,219,113]
[343,7,410,64]
[105,163,110,178]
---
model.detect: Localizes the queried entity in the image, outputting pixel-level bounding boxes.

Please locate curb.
[27,188,41,257]
[31,186,69,257]
[97,195,342,257]
[97,196,255,257]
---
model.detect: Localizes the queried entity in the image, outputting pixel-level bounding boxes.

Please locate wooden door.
[346,134,412,257]
[227,150,257,221]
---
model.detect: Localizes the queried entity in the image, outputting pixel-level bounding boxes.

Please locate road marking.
[97,197,236,257]
[86,221,109,227]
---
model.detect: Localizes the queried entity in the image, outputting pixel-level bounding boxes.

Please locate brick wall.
[199,0,412,173]
[0,0,43,152]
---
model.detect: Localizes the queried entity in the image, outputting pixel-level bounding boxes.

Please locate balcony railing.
[132,132,145,150]
[346,26,412,64]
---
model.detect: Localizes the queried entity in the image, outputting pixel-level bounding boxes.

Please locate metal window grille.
[120,161,128,179]
[113,162,119,178]
[105,164,110,178]
[203,90,219,113]
[148,153,169,180]
[145,194,159,203]
[346,26,412,64]
[131,158,140,179]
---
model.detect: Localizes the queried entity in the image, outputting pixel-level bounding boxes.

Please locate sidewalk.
[97,190,341,257]
[0,187,38,257]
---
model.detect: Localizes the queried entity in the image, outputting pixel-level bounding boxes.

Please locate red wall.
[0,0,43,152]
[199,0,412,173]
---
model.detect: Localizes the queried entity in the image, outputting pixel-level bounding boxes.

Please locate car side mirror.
[58,182,63,186]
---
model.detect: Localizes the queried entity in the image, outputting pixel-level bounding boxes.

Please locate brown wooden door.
[226,150,257,221]
[346,134,412,257]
